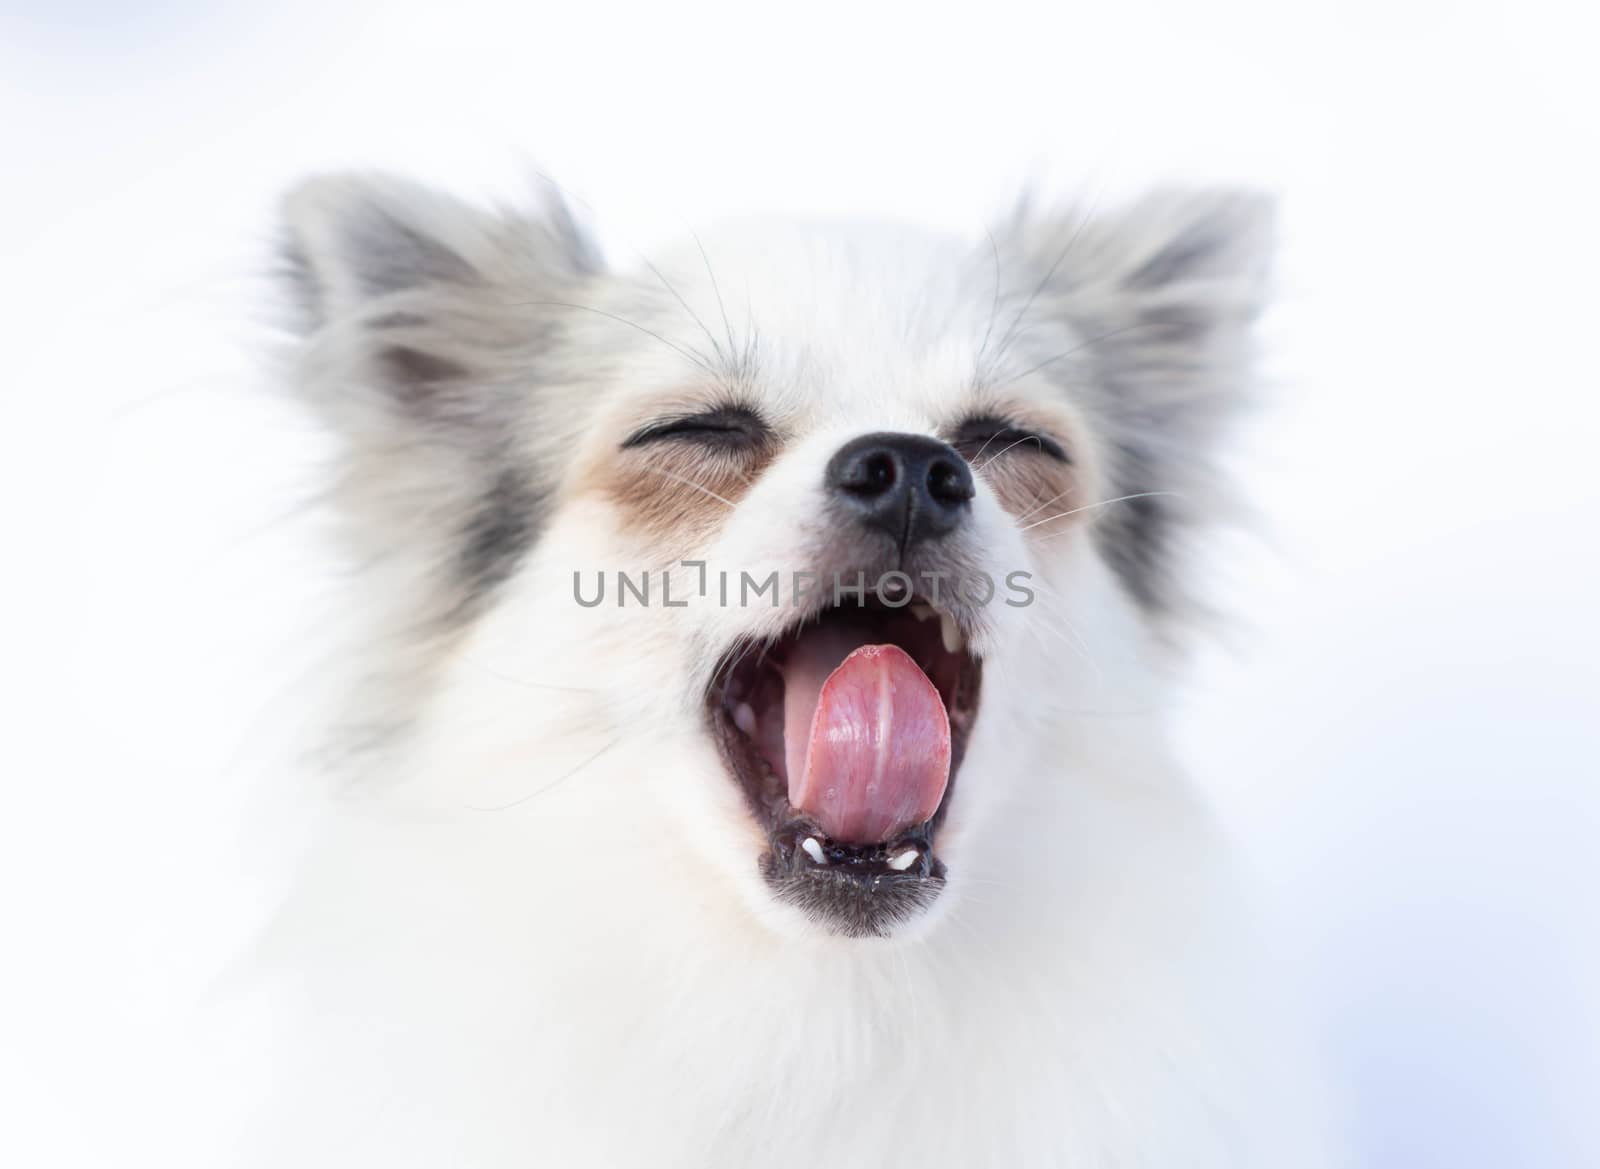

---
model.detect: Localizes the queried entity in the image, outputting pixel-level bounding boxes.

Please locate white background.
[3,1,1597,1165]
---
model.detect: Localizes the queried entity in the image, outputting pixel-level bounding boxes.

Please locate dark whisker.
[996,321,1169,388]
[467,736,621,812]
[692,229,741,376]
[464,658,598,694]
[636,251,731,370]
[975,228,1004,370]
[986,194,1101,378]
[515,300,717,377]
[514,166,730,375]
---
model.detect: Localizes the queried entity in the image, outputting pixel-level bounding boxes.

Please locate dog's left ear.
[1000,188,1274,628]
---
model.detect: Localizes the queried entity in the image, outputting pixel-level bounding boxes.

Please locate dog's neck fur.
[254,721,1262,1169]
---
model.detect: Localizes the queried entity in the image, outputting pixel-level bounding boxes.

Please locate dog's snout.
[825,432,975,548]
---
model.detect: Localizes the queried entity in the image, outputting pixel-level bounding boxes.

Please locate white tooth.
[910,603,936,622]
[732,702,757,736]
[888,847,919,872]
[801,836,828,865]
[939,612,963,654]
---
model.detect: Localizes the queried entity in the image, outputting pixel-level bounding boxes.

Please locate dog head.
[281,174,1270,939]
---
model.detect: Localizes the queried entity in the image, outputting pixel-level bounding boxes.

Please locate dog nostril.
[843,451,898,496]
[928,459,974,506]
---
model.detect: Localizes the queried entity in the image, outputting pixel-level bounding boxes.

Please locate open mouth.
[706,589,982,936]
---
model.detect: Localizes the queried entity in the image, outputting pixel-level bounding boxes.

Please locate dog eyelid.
[950,415,1071,465]
[621,406,771,450]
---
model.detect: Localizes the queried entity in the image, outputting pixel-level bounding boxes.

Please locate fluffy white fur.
[235,174,1334,1167]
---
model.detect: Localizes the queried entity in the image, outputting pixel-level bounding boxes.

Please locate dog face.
[281,177,1270,939]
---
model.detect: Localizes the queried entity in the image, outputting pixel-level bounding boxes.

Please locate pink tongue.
[783,641,951,844]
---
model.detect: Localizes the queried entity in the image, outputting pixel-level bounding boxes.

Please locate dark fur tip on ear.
[1115,187,1276,304]
[278,173,492,333]
[275,170,605,420]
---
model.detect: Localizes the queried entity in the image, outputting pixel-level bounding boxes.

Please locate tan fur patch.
[570,390,779,552]
[953,401,1092,538]
[979,448,1081,531]
[593,444,773,546]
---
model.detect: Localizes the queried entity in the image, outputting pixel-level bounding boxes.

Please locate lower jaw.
[758,821,948,939]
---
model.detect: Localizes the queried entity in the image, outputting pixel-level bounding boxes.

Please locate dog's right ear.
[282,171,603,323]
[280,172,600,395]
[277,173,603,638]
[282,174,489,330]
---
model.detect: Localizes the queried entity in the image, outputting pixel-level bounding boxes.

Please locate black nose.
[825,432,975,549]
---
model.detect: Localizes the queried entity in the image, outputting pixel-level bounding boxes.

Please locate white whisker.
[643,467,739,509]
[975,433,1043,471]
[1019,491,1177,534]
[1014,486,1074,523]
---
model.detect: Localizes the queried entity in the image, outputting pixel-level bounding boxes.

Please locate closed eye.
[622,405,772,450]
[949,416,1070,465]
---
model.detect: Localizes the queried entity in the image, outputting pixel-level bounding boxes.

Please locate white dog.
[240,173,1331,1167]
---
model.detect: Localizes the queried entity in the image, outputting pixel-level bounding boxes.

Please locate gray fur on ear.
[999,187,1275,630]
[277,173,603,666]
[280,171,601,358]
[282,175,487,328]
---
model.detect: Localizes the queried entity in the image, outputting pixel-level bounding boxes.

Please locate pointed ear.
[275,173,603,636]
[281,175,487,329]
[1002,188,1275,627]
[280,172,600,333]
[1074,187,1273,303]
[278,172,601,433]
